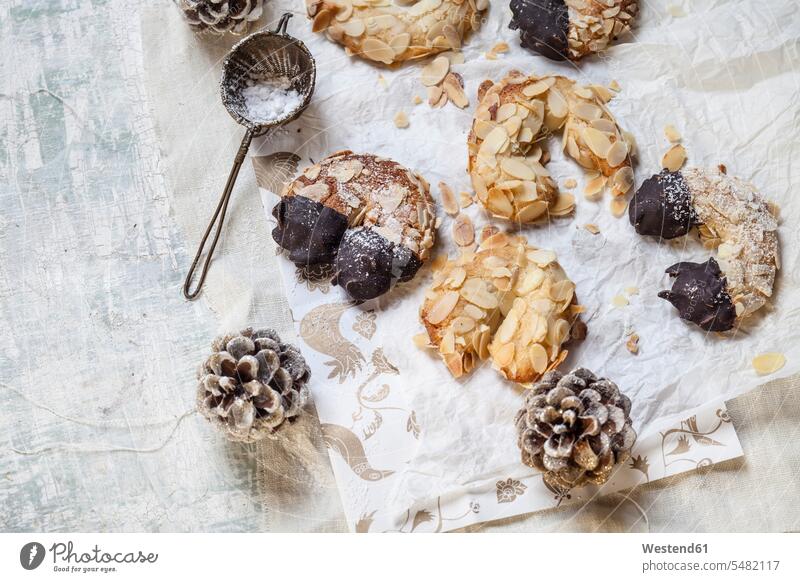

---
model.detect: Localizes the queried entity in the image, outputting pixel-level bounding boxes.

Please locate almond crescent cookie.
[419,232,582,383]
[509,0,639,62]
[272,151,436,301]
[468,71,634,223]
[306,0,488,65]
[629,167,780,332]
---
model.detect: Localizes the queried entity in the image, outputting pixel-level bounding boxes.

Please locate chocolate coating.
[271,195,348,266]
[509,0,569,62]
[629,170,698,239]
[333,227,421,301]
[658,258,736,332]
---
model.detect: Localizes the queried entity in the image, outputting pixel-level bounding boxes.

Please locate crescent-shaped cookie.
[509,0,639,61]
[468,71,634,223]
[419,231,583,383]
[629,167,780,331]
[272,151,436,301]
[306,0,488,65]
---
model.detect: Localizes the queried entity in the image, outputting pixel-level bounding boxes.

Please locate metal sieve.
[183,12,316,300]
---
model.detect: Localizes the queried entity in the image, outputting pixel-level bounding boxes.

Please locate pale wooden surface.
[2,0,798,533]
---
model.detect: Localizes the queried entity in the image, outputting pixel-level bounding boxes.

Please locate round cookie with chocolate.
[272,151,436,301]
[419,231,584,383]
[629,167,780,331]
[306,0,488,66]
[509,0,639,62]
[468,71,634,223]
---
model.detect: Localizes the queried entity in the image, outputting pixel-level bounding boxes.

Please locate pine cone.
[515,368,636,490]
[197,327,311,442]
[177,0,266,35]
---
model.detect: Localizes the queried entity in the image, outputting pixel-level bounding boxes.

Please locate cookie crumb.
[667,4,686,17]
[626,334,640,354]
[609,80,622,92]
[718,163,727,174]
[412,95,422,105]
[625,286,640,296]
[564,178,578,189]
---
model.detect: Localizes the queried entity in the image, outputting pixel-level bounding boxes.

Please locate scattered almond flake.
[459,191,473,208]
[421,56,449,87]
[492,42,509,54]
[610,197,627,217]
[664,124,681,143]
[442,72,469,109]
[377,74,388,89]
[584,223,600,235]
[393,111,409,129]
[484,51,498,61]
[564,178,578,189]
[752,353,786,375]
[661,144,687,172]
[609,80,621,92]
[412,95,422,105]
[667,4,686,17]
[413,333,431,349]
[625,286,640,296]
[439,181,459,215]
[452,214,475,246]
[626,333,640,354]
[441,51,465,65]
[612,294,629,308]
[480,225,500,242]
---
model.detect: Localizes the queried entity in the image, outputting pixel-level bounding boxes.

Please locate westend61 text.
[642,543,708,554]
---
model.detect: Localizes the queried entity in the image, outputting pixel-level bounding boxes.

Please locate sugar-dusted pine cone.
[197,327,311,443]
[515,367,636,490]
[176,0,266,35]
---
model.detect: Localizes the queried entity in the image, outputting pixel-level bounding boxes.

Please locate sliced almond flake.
[564,178,578,189]
[625,286,640,296]
[626,333,640,354]
[664,124,681,143]
[500,157,536,181]
[459,191,473,208]
[413,333,431,349]
[362,37,395,64]
[612,294,629,308]
[584,223,600,234]
[517,200,548,222]
[582,127,613,158]
[610,197,627,217]
[606,140,629,167]
[439,181,458,215]
[609,80,621,92]
[421,56,450,87]
[550,193,576,216]
[427,291,460,324]
[661,144,687,171]
[479,225,500,243]
[442,73,468,109]
[584,174,607,199]
[412,95,422,105]
[452,214,475,246]
[491,42,509,54]
[752,353,786,375]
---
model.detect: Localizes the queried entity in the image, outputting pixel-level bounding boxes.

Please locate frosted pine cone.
[197,328,310,442]
[177,0,266,35]
[515,368,636,490]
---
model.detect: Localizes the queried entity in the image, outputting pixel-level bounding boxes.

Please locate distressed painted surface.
[0,0,271,532]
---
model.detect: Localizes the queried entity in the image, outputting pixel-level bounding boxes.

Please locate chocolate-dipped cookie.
[272,151,436,301]
[630,167,779,331]
[509,0,639,62]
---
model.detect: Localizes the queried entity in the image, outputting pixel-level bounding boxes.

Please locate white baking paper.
[252,0,799,531]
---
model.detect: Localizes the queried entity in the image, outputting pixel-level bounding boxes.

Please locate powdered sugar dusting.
[684,167,779,317]
[242,76,303,123]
